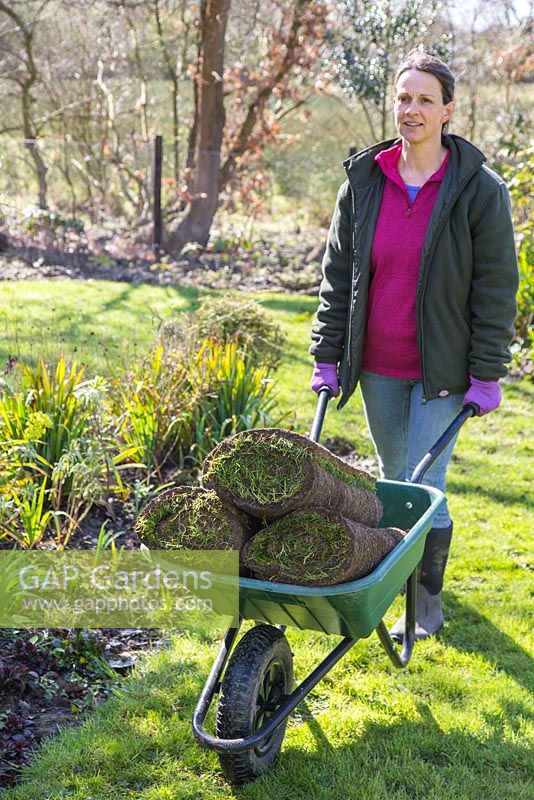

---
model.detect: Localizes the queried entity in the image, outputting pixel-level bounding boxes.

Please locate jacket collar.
[374,141,450,191]
[342,134,486,190]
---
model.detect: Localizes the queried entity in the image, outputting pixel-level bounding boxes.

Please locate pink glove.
[462,376,501,416]
[310,362,339,398]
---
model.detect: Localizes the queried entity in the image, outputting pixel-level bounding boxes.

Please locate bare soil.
[0,225,326,293]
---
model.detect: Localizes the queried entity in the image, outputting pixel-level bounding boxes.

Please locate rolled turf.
[241,507,405,586]
[201,428,383,526]
[135,486,258,550]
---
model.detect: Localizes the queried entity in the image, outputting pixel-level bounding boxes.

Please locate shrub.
[516,236,534,347]
[159,296,286,370]
[109,344,194,480]
[502,145,534,355]
[112,337,286,476]
[187,338,286,463]
[0,357,91,485]
[0,358,123,547]
[115,297,287,477]
[21,205,84,239]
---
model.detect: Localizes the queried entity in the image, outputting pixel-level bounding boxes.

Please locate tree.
[0,0,54,207]
[165,0,329,253]
[328,0,451,141]
[149,0,197,184]
[165,0,232,251]
[0,0,329,243]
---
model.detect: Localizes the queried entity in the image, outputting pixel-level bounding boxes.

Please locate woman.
[309,50,518,639]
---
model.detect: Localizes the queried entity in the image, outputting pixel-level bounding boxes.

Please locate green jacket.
[309,134,519,409]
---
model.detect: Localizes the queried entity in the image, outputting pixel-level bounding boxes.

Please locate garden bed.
[0,224,326,294]
[0,626,170,788]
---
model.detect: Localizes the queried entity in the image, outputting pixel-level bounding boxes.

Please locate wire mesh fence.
[0,135,157,226]
[0,128,353,247]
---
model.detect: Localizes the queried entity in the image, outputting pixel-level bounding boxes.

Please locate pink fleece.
[361,143,449,378]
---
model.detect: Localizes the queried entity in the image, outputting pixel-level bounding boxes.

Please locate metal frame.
[191,391,477,755]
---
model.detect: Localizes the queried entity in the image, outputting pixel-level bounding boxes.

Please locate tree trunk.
[166,0,231,253]
[0,1,50,208]
[25,139,48,208]
[22,78,48,208]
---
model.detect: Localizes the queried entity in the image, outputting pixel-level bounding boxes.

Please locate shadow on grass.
[446,478,531,506]
[442,592,534,693]
[257,295,318,315]
[273,700,532,799]
[502,381,534,401]
[87,283,207,315]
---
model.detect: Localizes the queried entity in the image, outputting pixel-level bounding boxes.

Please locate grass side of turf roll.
[201,428,383,526]
[241,507,405,586]
[135,486,258,550]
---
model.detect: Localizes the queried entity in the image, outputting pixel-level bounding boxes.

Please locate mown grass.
[0,281,369,448]
[0,279,532,799]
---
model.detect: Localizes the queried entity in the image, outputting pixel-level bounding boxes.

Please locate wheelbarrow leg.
[375,568,417,667]
[192,622,242,737]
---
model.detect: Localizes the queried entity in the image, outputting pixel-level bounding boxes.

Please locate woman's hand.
[310,362,340,397]
[462,376,501,416]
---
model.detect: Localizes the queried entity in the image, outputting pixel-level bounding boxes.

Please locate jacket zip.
[417,170,480,399]
[346,177,384,375]
[347,188,356,370]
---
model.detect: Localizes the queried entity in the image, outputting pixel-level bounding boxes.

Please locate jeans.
[359,371,464,528]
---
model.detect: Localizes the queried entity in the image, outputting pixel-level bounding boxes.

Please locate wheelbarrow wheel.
[216,623,293,785]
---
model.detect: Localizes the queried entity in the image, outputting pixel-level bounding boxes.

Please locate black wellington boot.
[389,523,453,641]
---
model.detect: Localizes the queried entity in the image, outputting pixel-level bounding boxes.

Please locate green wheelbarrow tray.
[191,393,478,784]
[237,478,444,640]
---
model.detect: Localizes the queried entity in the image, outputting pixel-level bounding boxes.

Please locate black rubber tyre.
[216,624,293,785]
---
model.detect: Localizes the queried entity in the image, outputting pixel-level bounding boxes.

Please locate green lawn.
[1,279,533,799]
[0,280,371,450]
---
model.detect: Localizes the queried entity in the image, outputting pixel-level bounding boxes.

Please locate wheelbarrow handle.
[410,402,478,484]
[309,387,332,442]
[309,390,477,482]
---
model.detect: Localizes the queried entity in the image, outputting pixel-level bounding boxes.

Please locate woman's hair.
[394,50,455,133]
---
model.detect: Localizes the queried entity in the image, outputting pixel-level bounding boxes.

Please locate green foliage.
[0,478,61,550]
[0,356,90,481]
[131,479,176,516]
[114,296,288,474]
[211,232,255,253]
[95,520,125,554]
[110,344,192,479]
[114,299,286,477]
[492,106,532,167]
[188,339,284,464]
[502,145,534,353]
[21,205,84,238]
[0,358,124,547]
[502,144,534,221]
[515,240,534,348]
[330,0,451,136]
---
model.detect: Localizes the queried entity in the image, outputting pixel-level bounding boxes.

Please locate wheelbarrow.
[191,389,477,785]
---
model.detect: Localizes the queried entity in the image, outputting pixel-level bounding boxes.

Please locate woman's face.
[394,68,454,145]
